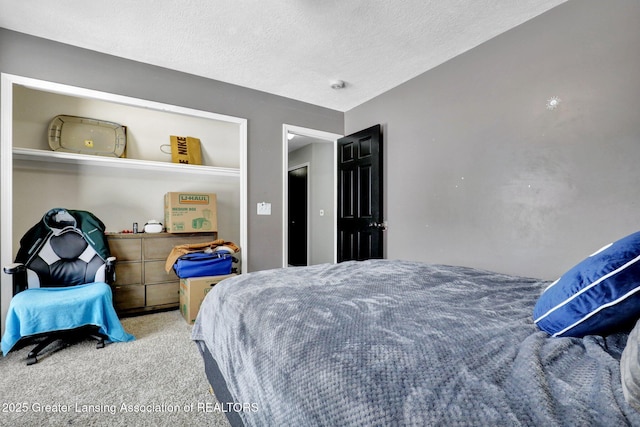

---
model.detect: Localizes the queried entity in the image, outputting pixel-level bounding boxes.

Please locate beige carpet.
[0,310,231,426]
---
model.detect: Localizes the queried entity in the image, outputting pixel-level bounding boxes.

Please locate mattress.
[192,259,640,426]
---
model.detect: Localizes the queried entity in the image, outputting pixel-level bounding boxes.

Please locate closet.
[1,74,247,329]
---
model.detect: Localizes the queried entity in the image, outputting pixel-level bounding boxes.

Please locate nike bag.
[169,135,202,165]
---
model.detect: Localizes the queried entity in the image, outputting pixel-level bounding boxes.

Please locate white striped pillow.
[533,231,640,337]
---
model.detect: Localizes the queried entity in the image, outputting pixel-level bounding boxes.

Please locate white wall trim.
[1,74,15,336]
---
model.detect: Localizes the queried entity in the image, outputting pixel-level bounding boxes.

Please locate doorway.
[288,164,309,266]
[282,125,343,267]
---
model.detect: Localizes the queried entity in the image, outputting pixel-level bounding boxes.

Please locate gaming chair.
[1,208,134,365]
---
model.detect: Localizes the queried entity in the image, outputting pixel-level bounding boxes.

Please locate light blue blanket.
[2,282,134,355]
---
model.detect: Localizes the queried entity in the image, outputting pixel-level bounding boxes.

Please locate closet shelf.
[12,147,240,178]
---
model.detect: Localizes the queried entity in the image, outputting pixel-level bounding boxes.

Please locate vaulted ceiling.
[0,0,567,111]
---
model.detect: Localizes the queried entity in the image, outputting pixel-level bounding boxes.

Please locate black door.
[288,166,308,266]
[337,124,384,262]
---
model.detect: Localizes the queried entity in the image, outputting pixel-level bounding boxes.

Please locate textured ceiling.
[0,0,567,112]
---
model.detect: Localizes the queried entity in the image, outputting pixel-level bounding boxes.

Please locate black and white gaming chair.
[1,208,134,365]
[18,211,113,288]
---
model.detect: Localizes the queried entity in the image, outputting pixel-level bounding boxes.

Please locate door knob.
[368,222,387,230]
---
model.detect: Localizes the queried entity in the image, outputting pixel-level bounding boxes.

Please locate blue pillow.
[533,231,640,337]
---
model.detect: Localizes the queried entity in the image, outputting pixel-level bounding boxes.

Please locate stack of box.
[165,191,238,324]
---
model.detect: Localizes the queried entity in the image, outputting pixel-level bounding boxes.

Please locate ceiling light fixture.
[546,96,561,110]
[330,80,346,90]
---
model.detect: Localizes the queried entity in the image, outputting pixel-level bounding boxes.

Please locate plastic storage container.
[48,115,126,157]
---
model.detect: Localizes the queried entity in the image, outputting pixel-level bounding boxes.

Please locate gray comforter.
[192,260,640,426]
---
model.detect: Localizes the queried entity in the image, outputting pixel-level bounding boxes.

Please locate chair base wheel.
[22,327,108,365]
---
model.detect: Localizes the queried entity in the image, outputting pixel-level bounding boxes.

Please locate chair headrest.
[44,208,77,231]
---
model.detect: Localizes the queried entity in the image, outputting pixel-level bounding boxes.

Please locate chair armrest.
[3,263,27,294]
[105,256,117,285]
[4,263,25,275]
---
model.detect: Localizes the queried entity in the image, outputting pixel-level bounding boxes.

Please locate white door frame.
[282,124,342,268]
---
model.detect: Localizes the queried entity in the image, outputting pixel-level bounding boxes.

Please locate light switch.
[257,202,271,215]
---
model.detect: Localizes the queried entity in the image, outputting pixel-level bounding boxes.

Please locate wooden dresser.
[106,232,217,316]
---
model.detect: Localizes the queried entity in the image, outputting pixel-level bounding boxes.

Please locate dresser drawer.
[108,238,142,261]
[146,282,180,306]
[114,262,142,285]
[144,259,178,284]
[112,284,145,310]
[143,234,215,260]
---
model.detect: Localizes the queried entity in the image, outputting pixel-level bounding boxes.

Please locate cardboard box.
[180,274,236,324]
[164,192,217,233]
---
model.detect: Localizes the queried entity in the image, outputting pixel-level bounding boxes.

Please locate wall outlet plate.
[257,202,271,215]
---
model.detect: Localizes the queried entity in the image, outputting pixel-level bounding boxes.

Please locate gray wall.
[0,28,343,272]
[345,0,640,280]
[308,142,334,264]
[3,0,639,281]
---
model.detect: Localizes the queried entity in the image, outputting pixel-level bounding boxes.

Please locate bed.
[191,258,640,426]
